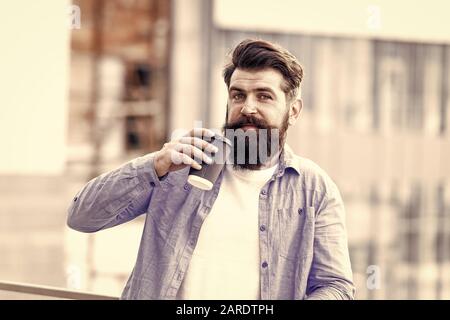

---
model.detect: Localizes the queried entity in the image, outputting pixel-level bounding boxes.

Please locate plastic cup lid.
[187,175,213,191]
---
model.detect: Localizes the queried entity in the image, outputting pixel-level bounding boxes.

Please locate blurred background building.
[1,0,449,299]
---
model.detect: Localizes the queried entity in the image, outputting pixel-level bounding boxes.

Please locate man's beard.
[222,111,289,170]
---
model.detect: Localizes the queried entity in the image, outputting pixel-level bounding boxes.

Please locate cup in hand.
[187,133,232,190]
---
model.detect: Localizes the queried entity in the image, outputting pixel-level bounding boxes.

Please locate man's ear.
[288,99,302,126]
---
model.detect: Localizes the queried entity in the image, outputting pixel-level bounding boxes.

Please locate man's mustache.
[225,116,269,129]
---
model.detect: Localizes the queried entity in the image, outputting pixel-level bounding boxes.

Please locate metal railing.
[0,280,119,300]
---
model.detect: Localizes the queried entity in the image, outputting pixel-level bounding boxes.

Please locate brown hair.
[223,39,304,101]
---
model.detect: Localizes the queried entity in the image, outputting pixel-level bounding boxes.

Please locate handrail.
[0,280,119,300]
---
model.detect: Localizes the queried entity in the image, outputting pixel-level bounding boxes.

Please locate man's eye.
[232,93,244,100]
[259,94,272,100]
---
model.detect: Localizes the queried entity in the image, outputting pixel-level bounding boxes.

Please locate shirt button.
[260,225,266,232]
[261,190,267,196]
[262,261,268,268]
[184,184,190,191]
[150,181,156,187]
[298,208,303,215]
[73,197,78,202]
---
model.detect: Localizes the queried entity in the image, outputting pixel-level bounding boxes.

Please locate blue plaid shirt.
[67,145,355,300]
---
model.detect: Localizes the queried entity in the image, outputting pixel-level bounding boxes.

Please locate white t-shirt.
[177,163,277,300]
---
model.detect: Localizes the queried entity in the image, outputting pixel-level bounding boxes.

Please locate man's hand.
[154,128,219,178]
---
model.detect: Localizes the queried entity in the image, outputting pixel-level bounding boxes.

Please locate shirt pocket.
[277,206,315,262]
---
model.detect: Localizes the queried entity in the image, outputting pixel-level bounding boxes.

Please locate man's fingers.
[170,150,202,169]
[164,128,217,171]
[174,144,213,165]
[178,136,219,154]
[187,128,216,139]
[180,153,202,170]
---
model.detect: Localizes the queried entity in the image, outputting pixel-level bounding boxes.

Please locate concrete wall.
[0,0,71,175]
[214,0,450,44]
[169,0,213,136]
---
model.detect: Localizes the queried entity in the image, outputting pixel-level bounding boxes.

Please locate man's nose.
[240,101,257,115]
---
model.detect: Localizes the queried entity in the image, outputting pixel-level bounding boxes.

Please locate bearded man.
[67,39,355,300]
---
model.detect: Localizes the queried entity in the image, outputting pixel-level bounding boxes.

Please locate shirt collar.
[277,144,301,177]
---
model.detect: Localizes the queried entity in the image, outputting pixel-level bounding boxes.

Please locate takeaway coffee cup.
[187,133,232,190]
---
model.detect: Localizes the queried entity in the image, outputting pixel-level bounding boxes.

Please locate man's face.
[223,68,292,170]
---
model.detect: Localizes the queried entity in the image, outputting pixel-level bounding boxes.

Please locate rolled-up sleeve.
[67,152,163,233]
[306,183,356,300]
